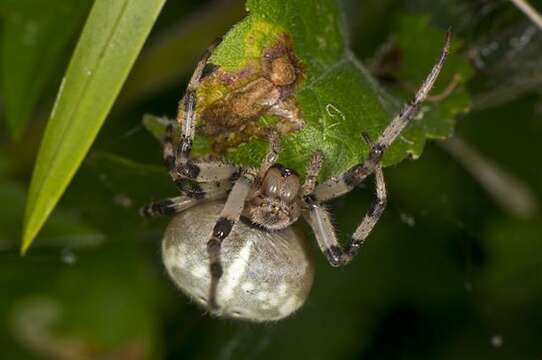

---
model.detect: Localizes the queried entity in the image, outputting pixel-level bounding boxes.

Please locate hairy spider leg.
[140,190,227,217]
[305,31,451,266]
[163,123,239,199]
[168,39,240,186]
[140,196,196,217]
[304,164,387,266]
[175,41,217,167]
[143,44,240,216]
[256,131,281,182]
[157,39,240,202]
[206,171,255,310]
[206,137,281,310]
[141,124,238,217]
[301,151,324,197]
[313,31,451,202]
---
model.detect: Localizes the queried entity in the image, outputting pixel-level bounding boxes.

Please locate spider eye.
[280,175,300,202]
[263,167,300,202]
[263,168,282,197]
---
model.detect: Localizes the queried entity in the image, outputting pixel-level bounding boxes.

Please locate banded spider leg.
[141,40,239,217]
[305,30,451,266]
[205,134,281,310]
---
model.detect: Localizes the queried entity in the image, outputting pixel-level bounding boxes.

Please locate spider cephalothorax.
[243,165,303,231]
[141,32,452,322]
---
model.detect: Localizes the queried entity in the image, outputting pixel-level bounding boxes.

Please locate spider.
[141,32,451,322]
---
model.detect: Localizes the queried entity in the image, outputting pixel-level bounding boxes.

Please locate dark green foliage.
[1,0,541,358]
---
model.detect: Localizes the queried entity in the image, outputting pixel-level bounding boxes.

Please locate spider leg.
[206,170,255,310]
[304,164,387,266]
[160,40,239,186]
[303,203,342,266]
[140,184,230,217]
[313,31,451,202]
[141,197,198,217]
[348,164,387,257]
[176,43,216,163]
[162,122,239,194]
[144,124,237,214]
[206,135,280,309]
[302,151,324,197]
[163,123,177,174]
[256,131,281,181]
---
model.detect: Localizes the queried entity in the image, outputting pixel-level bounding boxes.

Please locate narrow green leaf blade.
[21,0,165,254]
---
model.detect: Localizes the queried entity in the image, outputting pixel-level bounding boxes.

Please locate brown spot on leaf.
[195,34,305,155]
[270,56,297,86]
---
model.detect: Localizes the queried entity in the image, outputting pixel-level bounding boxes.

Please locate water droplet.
[490,334,503,348]
[61,249,77,265]
[400,213,415,227]
[113,194,133,208]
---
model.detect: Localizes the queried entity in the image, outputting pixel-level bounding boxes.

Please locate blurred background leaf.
[470,22,542,110]
[0,0,93,138]
[0,0,541,359]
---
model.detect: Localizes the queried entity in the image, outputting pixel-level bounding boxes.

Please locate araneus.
[141,32,451,322]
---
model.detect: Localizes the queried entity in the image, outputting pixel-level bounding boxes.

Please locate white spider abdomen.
[162,201,314,322]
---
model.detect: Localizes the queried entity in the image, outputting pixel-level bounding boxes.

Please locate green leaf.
[195,0,387,180]
[21,0,166,254]
[193,0,470,181]
[0,0,93,138]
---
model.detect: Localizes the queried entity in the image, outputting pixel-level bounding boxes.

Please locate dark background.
[1,0,541,358]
